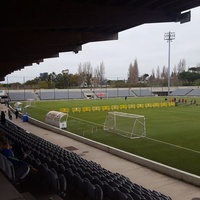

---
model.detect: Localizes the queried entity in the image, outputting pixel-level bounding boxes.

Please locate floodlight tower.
[164,31,175,96]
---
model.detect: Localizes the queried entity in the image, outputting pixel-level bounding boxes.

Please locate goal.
[26,99,36,107]
[103,111,146,139]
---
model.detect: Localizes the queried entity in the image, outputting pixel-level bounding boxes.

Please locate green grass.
[19,97,200,176]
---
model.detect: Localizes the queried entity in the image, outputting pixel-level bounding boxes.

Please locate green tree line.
[1,59,200,90]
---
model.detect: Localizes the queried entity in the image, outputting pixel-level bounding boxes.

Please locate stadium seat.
[57,157,64,164]
[38,152,46,163]
[63,160,71,168]
[64,168,75,189]
[38,163,49,182]
[76,167,86,178]
[84,179,96,198]
[84,179,103,200]
[25,154,34,166]
[48,168,60,194]
[93,176,105,188]
[15,165,30,181]
[44,156,52,167]
[58,173,67,197]
[31,158,41,169]
[119,185,131,194]
[115,190,133,200]
[129,190,141,200]
[85,171,95,183]
[94,184,104,200]
[110,181,120,188]
[57,163,66,175]
[74,173,85,195]
[0,153,6,171]
[70,163,78,173]
[4,157,16,180]
[2,155,29,182]
[103,183,117,200]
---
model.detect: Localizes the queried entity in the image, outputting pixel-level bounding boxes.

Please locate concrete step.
[0,171,25,200]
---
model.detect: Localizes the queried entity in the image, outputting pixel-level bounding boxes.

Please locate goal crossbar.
[107,111,144,119]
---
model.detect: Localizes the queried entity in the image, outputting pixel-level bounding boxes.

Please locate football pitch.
[22,96,200,176]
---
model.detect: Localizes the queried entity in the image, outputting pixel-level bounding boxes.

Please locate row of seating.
[7,89,134,101]
[0,120,172,200]
[37,161,67,198]
[0,152,30,184]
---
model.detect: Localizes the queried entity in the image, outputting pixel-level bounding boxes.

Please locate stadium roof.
[0,0,200,81]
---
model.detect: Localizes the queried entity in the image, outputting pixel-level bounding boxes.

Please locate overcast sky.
[2,6,200,84]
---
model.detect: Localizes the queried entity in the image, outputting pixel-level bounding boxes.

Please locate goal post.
[26,99,36,107]
[103,111,146,139]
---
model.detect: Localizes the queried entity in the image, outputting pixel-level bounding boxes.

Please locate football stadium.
[1,1,200,200]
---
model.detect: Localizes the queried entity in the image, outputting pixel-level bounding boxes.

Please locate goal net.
[26,99,36,107]
[103,111,146,139]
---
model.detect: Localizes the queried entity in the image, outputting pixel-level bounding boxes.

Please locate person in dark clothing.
[15,109,19,119]
[1,141,28,166]
[8,109,12,120]
[1,111,6,125]
[0,141,37,173]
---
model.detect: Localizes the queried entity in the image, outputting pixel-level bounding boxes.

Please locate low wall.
[21,113,200,187]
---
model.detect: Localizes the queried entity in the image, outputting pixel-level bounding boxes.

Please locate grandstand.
[132,89,154,97]
[8,91,38,101]
[0,118,172,200]
[169,88,193,96]
[187,88,200,96]
[5,87,200,102]
[38,90,83,100]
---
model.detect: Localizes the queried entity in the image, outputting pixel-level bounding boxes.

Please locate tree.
[172,65,177,77]
[151,68,155,80]
[161,65,167,79]
[99,61,105,86]
[70,74,79,87]
[171,65,179,86]
[93,61,106,87]
[93,66,100,87]
[47,72,57,89]
[77,62,93,87]
[147,68,155,86]
[84,62,93,87]
[39,81,48,89]
[156,66,160,79]
[127,59,139,85]
[178,71,200,85]
[77,63,85,87]
[56,73,66,89]
[177,59,186,74]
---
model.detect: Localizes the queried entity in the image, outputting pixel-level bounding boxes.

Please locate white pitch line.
[69,115,103,127]
[146,136,200,154]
